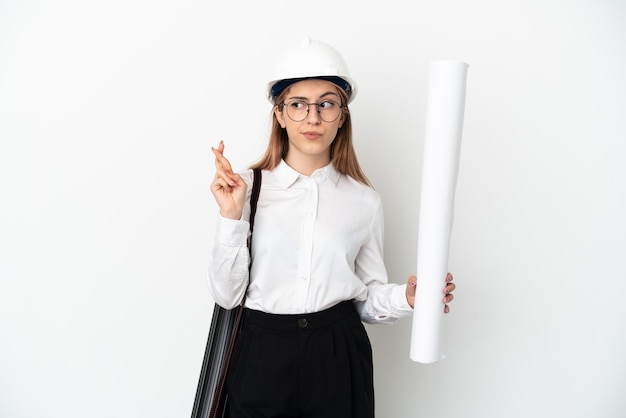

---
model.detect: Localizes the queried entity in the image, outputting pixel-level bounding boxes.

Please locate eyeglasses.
[280,99,345,123]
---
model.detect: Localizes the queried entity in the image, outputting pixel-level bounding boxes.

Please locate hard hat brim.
[267,75,358,104]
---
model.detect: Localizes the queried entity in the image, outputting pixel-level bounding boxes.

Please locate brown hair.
[250,82,372,187]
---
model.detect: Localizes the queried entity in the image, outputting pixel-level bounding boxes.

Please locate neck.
[285,154,331,176]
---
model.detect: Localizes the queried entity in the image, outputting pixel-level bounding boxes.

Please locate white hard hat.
[267,37,358,103]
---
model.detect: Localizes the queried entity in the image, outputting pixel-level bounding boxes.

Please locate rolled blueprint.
[410,61,469,363]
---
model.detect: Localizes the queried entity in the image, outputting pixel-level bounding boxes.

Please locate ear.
[338,112,346,128]
[274,105,286,128]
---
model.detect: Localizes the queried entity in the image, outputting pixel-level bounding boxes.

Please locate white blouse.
[207,160,413,324]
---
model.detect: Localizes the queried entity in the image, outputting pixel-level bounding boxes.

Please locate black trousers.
[225,301,375,418]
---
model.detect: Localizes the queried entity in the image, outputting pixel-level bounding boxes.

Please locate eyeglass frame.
[278,99,347,123]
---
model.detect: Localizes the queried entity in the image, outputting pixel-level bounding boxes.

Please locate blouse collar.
[275,160,341,189]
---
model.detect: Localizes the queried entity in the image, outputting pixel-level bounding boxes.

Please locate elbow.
[206,273,246,310]
[208,287,242,310]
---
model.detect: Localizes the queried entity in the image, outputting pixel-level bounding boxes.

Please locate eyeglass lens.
[284,100,342,122]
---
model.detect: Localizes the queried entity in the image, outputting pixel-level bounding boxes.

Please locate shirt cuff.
[391,284,414,313]
[215,215,249,247]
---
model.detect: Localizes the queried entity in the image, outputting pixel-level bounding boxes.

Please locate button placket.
[293,179,318,310]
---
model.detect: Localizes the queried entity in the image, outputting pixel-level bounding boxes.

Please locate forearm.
[207,216,250,309]
[355,283,413,324]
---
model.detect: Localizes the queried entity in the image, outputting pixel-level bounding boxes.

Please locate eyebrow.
[286,91,340,101]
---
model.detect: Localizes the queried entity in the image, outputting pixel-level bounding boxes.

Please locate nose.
[305,104,321,124]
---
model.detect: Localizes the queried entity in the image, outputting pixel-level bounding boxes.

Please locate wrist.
[220,210,242,220]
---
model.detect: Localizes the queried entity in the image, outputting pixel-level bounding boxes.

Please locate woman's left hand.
[406,273,455,313]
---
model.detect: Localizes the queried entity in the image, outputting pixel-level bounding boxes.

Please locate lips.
[303,131,322,140]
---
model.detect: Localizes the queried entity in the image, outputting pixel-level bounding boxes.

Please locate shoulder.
[338,174,383,211]
[238,168,254,188]
[342,174,381,198]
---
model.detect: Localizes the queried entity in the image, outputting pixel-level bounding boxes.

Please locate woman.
[208,38,455,418]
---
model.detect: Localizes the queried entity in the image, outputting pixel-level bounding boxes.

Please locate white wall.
[1,1,624,417]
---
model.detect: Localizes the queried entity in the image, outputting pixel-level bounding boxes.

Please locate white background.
[1,1,625,417]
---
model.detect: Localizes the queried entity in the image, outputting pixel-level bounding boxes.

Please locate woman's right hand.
[211,140,247,220]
